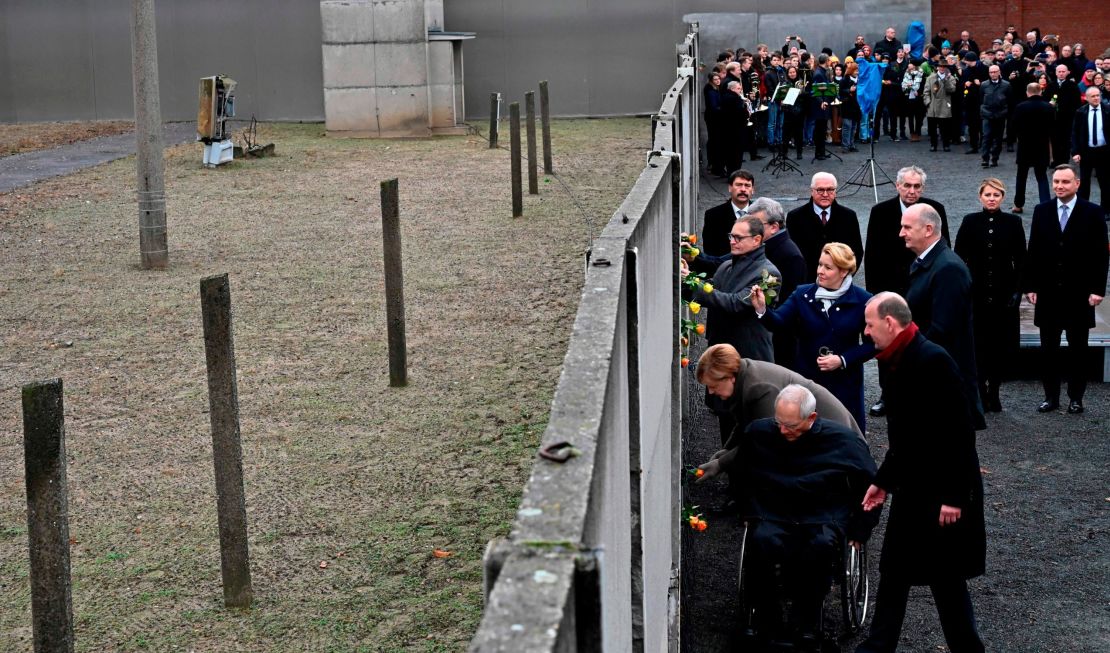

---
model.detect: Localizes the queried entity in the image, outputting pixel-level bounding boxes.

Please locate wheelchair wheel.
[840,542,869,634]
[736,522,756,628]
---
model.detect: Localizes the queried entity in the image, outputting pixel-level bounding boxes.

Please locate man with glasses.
[687,216,781,364]
[696,381,876,651]
[787,172,864,277]
[863,166,949,416]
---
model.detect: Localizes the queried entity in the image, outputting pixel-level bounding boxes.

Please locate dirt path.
[0,122,196,193]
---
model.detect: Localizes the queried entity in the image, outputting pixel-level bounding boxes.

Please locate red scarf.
[874,321,919,369]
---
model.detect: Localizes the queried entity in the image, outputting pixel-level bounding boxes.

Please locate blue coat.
[760,282,876,430]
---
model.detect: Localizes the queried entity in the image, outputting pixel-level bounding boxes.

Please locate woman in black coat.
[954,178,1026,412]
[703,71,725,176]
[781,65,807,159]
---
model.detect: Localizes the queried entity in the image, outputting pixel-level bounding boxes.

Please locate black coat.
[838,76,862,121]
[863,196,950,296]
[905,240,985,429]
[732,418,879,543]
[763,230,808,369]
[955,210,1027,364]
[1020,197,1110,329]
[702,200,742,257]
[693,248,781,362]
[786,200,864,277]
[874,333,985,583]
[1011,95,1056,166]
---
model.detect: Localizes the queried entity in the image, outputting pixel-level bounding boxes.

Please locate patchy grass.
[0,121,134,157]
[0,119,645,651]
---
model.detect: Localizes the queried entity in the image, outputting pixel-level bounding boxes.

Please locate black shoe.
[990,160,999,167]
[1037,400,1059,413]
[929,146,938,152]
[869,399,886,417]
[981,160,990,168]
[1067,400,1084,414]
[848,146,859,152]
[966,149,978,154]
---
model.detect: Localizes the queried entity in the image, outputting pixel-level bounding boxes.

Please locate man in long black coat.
[901,204,986,429]
[856,293,986,653]
[1047,64,1081,167]
[749,197,807,370]
[1011,82,1055,210]
[1021,165,1109,413]
[786,171,864,276]
[700,384,878,647]
[864,166,950,297]
[1071,87,1110,216]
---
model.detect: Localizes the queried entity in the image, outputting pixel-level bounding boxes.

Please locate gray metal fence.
[469,25,700,653]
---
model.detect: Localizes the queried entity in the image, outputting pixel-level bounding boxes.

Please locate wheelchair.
[736,519,870,649]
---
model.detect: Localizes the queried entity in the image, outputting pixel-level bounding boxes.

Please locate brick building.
[932,1,1110,58]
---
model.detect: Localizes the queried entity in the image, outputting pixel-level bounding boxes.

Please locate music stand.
[837,105,894,202]
[762,84,803,177]
[809,83,842,164]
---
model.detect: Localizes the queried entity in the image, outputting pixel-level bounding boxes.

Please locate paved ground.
[681,134,1109,652]
[0,122,196,193]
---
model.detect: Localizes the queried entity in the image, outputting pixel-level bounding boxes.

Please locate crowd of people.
[703,26,1109,214]
[685,25,1108,653]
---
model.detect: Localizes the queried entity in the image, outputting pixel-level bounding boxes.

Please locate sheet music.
[783,87,801,107]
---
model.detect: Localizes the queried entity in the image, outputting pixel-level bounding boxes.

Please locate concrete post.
[200,274,253,608]
[539,81,553,174]
[379,178,408,387]
[525,91,539,195]
[22,379,75,653]
[129,0,168,270]
[510,102,523,217]
[488,93,500,148]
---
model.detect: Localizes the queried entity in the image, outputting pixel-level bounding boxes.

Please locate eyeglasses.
[773,416,808,431]
[812,187,837,194]
[728,233,756,242]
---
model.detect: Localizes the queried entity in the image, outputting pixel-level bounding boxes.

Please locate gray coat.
[979,79,1011,119]
[923,71,958,119]
[694,247,781,363]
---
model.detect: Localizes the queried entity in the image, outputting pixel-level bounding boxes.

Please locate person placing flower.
[750,242,876,430]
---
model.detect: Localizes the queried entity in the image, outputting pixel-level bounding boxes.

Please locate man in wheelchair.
[699,384,880,651]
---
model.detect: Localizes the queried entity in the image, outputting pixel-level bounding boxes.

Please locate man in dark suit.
[1021,165,1109,413]
[863,166,950,416]
[1071,87,1109,217]
[1011,82,1055,211]
[1048,64,1082,167]
[749,197,807,370]
[857,293,986,653]
[901,204,986,429]
[700,169,756,262]
[786,171,864,276]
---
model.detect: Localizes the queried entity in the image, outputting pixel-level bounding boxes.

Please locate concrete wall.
[0,0,933,124]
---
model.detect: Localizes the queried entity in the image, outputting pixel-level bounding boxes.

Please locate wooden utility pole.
[379,179,409,387]
[130,0,168,269]
[525,91,538,195]
[510,103,523,217]
[539,81,553,174]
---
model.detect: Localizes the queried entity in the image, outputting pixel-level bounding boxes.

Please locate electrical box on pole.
[197,75,237,167]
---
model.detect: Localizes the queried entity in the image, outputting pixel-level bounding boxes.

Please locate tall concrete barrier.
[469,24,700,653]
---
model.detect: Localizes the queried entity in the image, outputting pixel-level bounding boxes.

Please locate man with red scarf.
[855,293,985,653]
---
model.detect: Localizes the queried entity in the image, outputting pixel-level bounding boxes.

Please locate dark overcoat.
[693,248,781,362]
[701,200,741,258]
[875,333,986,583]
[1020,197,1110,329]
[732,418,880,542]
[863,196,950,296]
[904,239,985,429]
[954,210,1026,361]
[763,230,808,370]
[759,282,876,430]
[1011,95,1055,166]
[785,199,864,277]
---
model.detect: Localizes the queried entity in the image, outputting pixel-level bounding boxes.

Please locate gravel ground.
[681,135,1109,652]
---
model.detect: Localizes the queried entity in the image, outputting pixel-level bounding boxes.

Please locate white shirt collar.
[899,199,913,214]
[918,238,941,261]
[731,200,749,216]
[1057,196,1077,213]
[813,202,832,218]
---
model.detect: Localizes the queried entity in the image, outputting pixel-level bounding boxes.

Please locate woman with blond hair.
[750,242,875,429]
[954,178,1026,412]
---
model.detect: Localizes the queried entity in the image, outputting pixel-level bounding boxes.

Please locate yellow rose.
[703,283,714,293]
[688,301,701,314]
[690,247,700,257]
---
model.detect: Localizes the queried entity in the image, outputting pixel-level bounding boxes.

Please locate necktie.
[1060,204,1070,231]
[910,257,923,273]
[821,210,828,225]
[1092,108,1100,148]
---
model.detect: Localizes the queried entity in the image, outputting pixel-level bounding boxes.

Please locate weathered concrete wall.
[321,0,430,137]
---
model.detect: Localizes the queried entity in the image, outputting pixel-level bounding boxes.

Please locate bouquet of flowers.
[742,268,781,301]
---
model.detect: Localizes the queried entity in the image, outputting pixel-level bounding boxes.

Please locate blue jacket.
[759,282,876,429]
